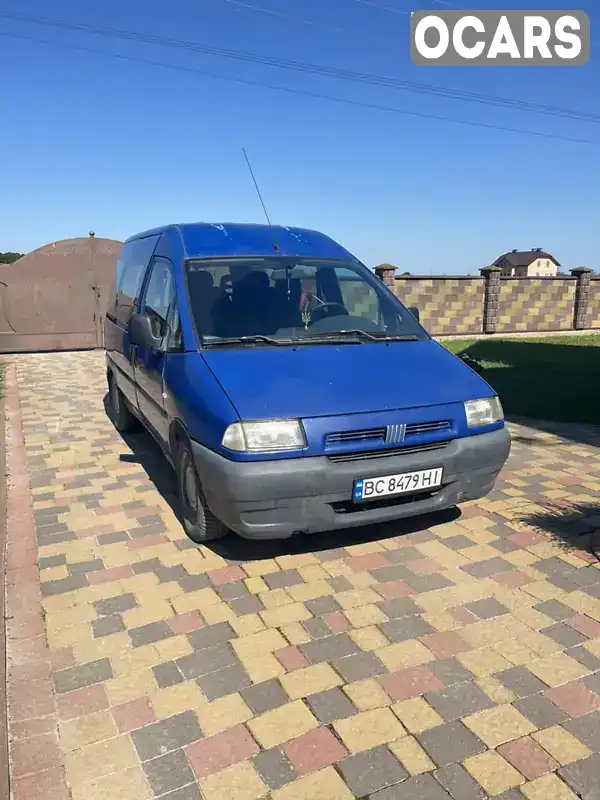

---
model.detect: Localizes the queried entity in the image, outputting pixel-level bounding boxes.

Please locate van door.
[134,256,176,443]
[106,235,160,409]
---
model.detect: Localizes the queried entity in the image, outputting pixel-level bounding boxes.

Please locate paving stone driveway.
[5,351,600,800]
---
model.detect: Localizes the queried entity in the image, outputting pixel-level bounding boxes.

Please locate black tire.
[109,373,138,432]
[176,442,228,543]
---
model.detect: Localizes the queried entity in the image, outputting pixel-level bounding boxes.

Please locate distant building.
[493,248,560,277]
[374,263,397,272]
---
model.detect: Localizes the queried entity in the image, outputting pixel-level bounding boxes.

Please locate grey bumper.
[190,427,511,540]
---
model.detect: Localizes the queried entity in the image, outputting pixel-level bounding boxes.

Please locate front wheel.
[176,443,228,543]
[109,373,138,432]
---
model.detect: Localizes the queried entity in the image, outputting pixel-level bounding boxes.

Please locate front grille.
[325,420,452,448]
[325,428,386,445]
[406,420,452,436]
[327,440,450,463]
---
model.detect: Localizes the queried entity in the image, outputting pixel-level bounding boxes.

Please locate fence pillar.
[571,266,593,330]
[375,264,397,290]
[480,265,502,334]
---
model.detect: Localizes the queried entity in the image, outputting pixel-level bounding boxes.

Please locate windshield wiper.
[302,330,419,343]
[205,335,289,347]
[205,331,420,347]
[372,333,420,342]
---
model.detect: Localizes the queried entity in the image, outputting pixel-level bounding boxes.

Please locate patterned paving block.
[91,615,126,638]
[434,763,487,799]
[390,735,435,776]
[248,700,318,749]
[282,726,348,776]
[176,645,239,680]
[299,633,361,663]
[565,644,600,672]
[198,761,266,800]
[252,747,297,791]
[464,749,525,795]
[377,597,420,619]
[142,749,196,797]
[129,621,175,648]
[334,707,406,753]
[495,666,549,698]
[463,704,537,749]
[372,772,454,799]
[498,736,560,781]
[513,694,568,729]
[545,681,600,717]
[53,660,114,694]
[558,753,600,798]
[112,697,157,733]
[380,614,437,643]
[429,657,476,687]
[131,711,204,761]
[196,663,252,701]
[562,709,600,750]
[305,687,358,724]
[333,652,388,682]
[380,666,444,703]
[185,725,259,779]
[241,679,289,714]
[425,681,495,721]
[338,745,408,795]
[5,351,600,800]
[532,725,592,765]
[418,721,486,766]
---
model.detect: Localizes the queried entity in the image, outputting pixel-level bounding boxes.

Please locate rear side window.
[113,235,160,326]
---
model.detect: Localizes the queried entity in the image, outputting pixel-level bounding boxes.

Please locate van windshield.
[184,258,426,346]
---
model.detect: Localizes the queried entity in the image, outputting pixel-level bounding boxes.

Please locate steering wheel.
[308,302,349,326]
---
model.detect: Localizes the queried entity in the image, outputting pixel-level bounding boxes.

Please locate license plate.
[353,468,443,502]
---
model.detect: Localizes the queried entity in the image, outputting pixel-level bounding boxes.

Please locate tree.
[0,252,24,264]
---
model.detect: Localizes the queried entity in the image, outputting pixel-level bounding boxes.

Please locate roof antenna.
[242,148,280,253]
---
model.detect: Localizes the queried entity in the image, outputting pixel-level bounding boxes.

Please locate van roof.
[125,222,360,262]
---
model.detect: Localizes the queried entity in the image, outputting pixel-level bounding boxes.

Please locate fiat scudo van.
[105,223,510,542]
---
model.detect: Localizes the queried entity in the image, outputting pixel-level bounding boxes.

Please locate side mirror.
[408,306,420,322]
[128,313,164,350]
[460,354,483,373]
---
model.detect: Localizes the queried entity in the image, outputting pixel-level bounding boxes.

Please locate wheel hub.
[111,381,120,415]
[183,460,198,513]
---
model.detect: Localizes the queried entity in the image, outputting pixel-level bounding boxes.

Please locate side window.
[338,269,380,324]
[115,235,160,326]
[111,241,134,320]
[167,302,183,352]
[142,257,175,341]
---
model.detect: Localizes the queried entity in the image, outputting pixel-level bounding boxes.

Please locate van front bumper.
[190,427,511,540]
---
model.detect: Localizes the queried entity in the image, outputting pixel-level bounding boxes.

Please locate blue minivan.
[105,223,510,543]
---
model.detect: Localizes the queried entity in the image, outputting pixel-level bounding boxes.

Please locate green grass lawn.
[442,334,600,425]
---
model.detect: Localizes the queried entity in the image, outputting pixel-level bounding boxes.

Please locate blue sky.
[0,0,598,273]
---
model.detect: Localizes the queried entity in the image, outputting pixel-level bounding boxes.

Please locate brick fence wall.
[393,277,484,335]
[375,265,600,336]
[495,278,576,333]
[588,280,600,329]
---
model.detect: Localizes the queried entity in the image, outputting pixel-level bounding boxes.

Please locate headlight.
[464,397,504,428]
[222,420,306,453]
